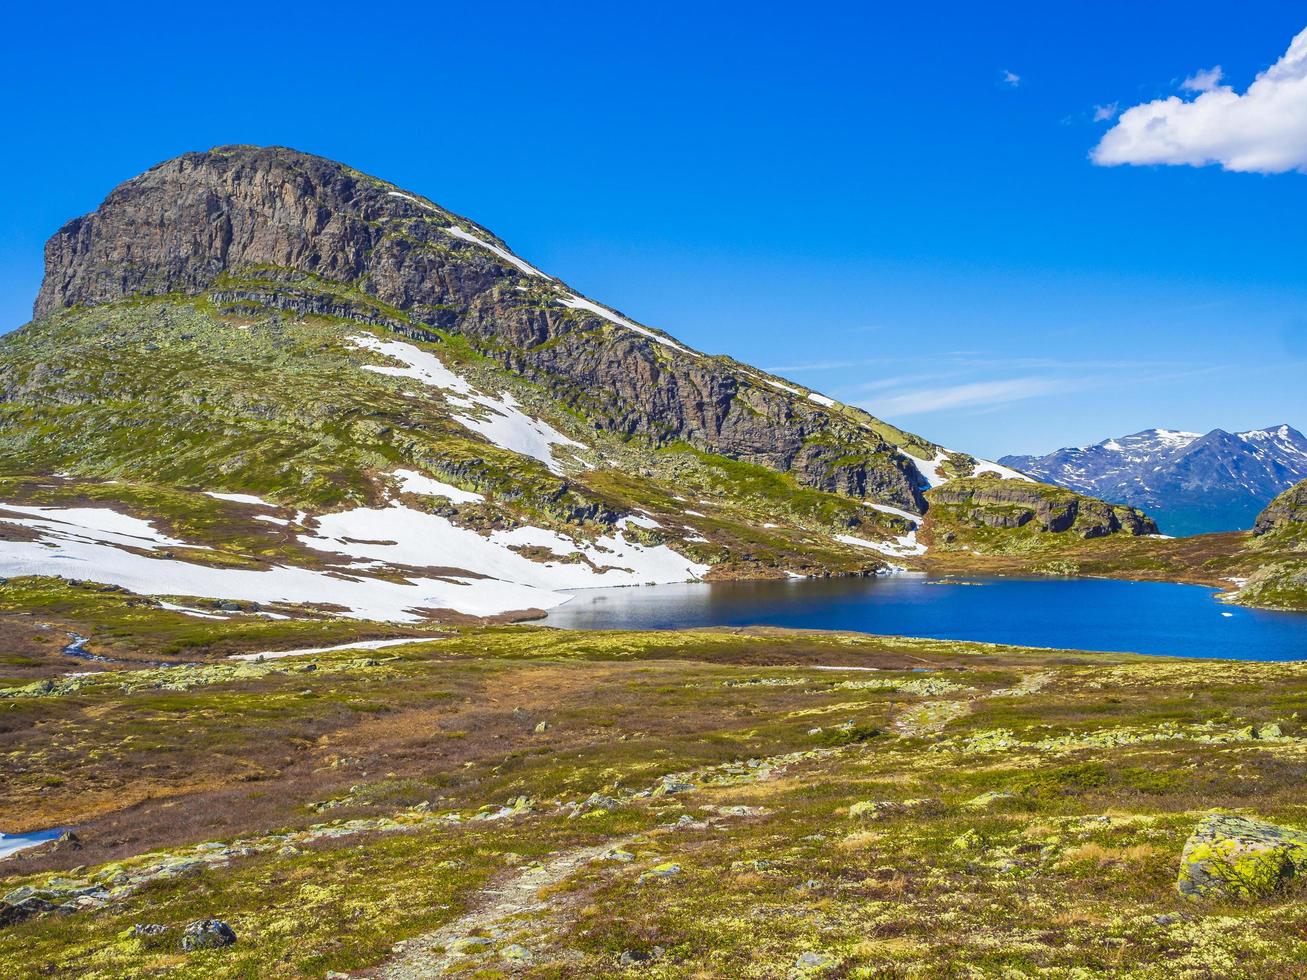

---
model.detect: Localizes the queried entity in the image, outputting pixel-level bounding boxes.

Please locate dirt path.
[371,836,637,977]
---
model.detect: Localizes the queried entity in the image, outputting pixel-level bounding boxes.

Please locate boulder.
[1177,814,1307,900]
[181,918,238,951]
[0,896,59,928]
[637,862,682,884]
[618,945,664,966]
[795,950,835,971]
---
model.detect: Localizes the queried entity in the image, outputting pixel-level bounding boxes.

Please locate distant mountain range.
[1000,425,1307,536]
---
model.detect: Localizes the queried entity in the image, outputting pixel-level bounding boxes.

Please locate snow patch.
[230,637,441,662]
[157,601,229,620]
[748,373,804,397]
[618,513,662,530]
[557,294,697,356]
[0,502,567,621]
[836,532,926,558]
[444,225,552,280]
[0,504,189,550]
[301,504,708,594]
[204,492,275,507]
[908,449,1030,489]
[971,459,1033,482]
[392,469,484,505]
[349,335,585,474]
[912,451,950,489]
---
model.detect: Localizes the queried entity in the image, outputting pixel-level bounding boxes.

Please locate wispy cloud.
[1093,102,1119,122]
[864,377,1069,417]
[1093,27,1307,173]
[763,357,893,373]
[1001,69,1021,88]
[845,360,1225,421]
[850,371,966,394]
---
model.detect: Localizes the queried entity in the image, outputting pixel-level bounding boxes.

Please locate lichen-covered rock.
[471,796,534,822]
[650,776,696,797]
[794,950,836,973]
[500,943,533,963]
[848,798,939,820]
[0,895,59,928]
[181,918,237,951]
[618,945,664,966]
[637,862,681,884]
[1177,814,1307,900]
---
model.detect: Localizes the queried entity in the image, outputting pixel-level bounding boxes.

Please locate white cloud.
[1093,102,1119,122]
[1181,65,1224,92]
[1001,69,1021,88]
[866,378,1066,417]
[1093,26,1307,173]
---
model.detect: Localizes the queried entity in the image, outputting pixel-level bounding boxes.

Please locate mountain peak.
[1238,423,1304,443]
[1095,428,1201,455]
[34,145,487,319]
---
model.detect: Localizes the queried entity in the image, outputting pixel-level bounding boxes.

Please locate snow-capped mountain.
[999,425,1307,536]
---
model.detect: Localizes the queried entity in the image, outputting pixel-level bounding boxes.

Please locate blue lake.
[543,575,1307,661]
[0,826,65,861]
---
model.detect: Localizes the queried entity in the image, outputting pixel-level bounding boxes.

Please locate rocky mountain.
[1000,425,1307,536]
[0,145,1156,622]
[925,476,1156,544]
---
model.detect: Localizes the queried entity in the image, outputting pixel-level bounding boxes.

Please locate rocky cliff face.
[34,145,932,512]
[926,476,1158,540]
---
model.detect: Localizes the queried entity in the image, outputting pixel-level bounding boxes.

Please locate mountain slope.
[1229,480,1307,610]
[1001,425,1307,535]
[35,145,943,510]
[0,145,1155,621]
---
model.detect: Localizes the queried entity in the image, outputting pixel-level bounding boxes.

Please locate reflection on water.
[544,574,1307,661]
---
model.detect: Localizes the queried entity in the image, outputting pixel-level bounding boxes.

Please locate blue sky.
[2,3,1305,457]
